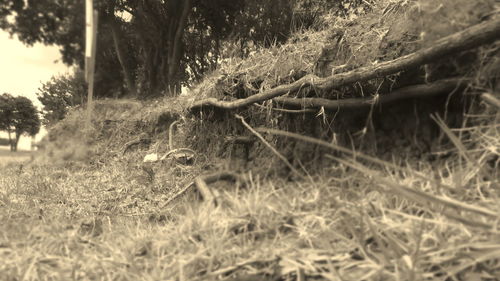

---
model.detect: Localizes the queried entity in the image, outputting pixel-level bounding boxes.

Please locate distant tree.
[0,93,41,151]
[0,94,15,149]
[37,70,87,126]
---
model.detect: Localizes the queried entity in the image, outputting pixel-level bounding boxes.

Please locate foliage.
[293,0,368,28]
[0,93,14,130]
[0,93,41,151]
[37,70,87,126]
[0,0,304,98]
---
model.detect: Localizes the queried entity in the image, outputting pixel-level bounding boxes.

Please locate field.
[0,149,34,167]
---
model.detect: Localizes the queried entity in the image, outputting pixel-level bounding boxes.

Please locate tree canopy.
[0,0,301,98]
[37,70,87,126]
[0,93,41,151]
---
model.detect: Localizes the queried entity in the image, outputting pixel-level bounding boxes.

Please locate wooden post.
[85,0,98,132]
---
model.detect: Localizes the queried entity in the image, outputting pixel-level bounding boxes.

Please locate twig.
[160,148,196,161]
[161,171,247,208]
[195,177,216,206]
[480,92,500,109]
[169,120,180,150]
[122,134,150,154]
[161,181,196,208]
[235,114,305,179]
[252,103,317,113]
[333,156,498,220]
[208,257,279,277]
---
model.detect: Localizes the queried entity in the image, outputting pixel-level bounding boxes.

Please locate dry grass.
[1,99,498,280]
[1,0,499,280]
[0,149,34,167]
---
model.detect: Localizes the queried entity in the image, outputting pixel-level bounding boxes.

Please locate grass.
[0,96,498,281]
[1,0,499,279]
[0,149,35,167]
[1,116,498,280]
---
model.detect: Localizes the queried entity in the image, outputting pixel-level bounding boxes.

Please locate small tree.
[0,93,41,151]
[37,70,86,126]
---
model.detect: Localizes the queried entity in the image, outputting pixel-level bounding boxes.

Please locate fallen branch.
[273,78,468,110]
[189,18,500,113]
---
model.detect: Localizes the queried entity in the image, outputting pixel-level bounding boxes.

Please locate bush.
[37,70,87,126]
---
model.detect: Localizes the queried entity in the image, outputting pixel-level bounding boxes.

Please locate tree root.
[273,78,469,110]
[189,18,500,113]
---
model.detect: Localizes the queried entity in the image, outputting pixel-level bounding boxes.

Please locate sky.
[0,30,70,150]
[0,30,70,106]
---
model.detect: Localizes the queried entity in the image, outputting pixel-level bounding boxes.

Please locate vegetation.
[0,0,328,98]
[0,93,41,151]
[36,70,87,126]
[1,0,499,280]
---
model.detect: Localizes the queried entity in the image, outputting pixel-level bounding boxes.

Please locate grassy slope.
[1,1,500,281]
[1,111,498,281]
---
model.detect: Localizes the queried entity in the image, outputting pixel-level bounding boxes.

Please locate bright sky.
[0,30,70,150]
[0,30,70,107]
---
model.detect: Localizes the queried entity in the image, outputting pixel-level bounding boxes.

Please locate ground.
[1,0,499,280]
[0,149,34,167]
[0,98,498,280]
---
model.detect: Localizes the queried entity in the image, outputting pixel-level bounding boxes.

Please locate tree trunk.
[167,0,192,93]
[7,129,14,152]
[108,16,137,97]
[11,131,19,152]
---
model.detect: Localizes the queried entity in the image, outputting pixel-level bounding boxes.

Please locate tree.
[0,0,298,98]
[0,93,41,152]
[0,0,135,98]
[37,70,87,126]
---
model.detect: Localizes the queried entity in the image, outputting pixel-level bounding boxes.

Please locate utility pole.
[85,0,98,133]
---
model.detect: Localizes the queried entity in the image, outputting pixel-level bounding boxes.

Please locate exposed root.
[189,18,500,113]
